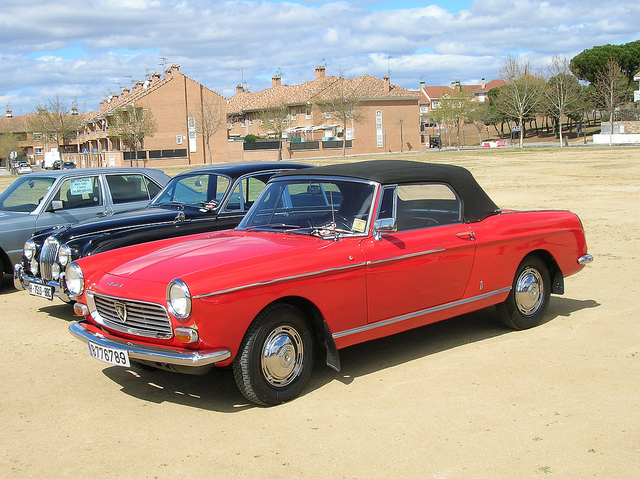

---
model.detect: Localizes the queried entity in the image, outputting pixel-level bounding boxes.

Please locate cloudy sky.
[1,0,638,115]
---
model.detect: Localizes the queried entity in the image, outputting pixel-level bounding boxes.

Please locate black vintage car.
[15,161,310,302]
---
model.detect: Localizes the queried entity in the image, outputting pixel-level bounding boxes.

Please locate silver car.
[1,168,170,286]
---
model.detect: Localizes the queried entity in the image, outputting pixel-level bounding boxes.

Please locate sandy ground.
[1,146,638,478]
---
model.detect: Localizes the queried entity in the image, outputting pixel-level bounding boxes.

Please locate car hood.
[90,230,360,299]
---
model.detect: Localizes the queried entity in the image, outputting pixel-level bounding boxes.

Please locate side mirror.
[50,200,64,211]
[373,217,396,241]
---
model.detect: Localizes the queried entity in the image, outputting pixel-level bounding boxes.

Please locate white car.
[17,162,33,174]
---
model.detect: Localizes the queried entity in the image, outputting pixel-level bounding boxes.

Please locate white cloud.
[0,0,638,114]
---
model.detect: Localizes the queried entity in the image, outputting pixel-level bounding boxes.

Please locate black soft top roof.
[276,160,501,222]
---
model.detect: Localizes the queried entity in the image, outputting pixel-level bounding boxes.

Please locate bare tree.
[190,96,227,164]
[0,133,21,164]
[429,83,474,150]
[592,58,628,147]
[255,103,291,161]
[542,56,585,147]
[314,74,364,157]
[110,105,158,167]
[27,95,83,153]
[495,57,544,147]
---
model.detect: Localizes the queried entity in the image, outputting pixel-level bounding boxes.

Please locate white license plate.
[88,341,130,367]
[29,282,53,300]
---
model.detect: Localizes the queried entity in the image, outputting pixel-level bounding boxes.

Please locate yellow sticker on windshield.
[352,218,366,233]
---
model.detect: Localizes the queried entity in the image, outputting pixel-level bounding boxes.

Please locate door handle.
[455,231,475,241]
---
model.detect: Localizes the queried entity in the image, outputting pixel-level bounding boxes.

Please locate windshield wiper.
[245,223,302,232]
[287,223,352,240]
[151,200,186,208]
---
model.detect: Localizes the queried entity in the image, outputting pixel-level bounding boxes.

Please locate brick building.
[227,66,421,161]
[67,64,229,168]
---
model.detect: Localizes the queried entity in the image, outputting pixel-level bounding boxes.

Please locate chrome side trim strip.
[69,321,231,367]
[366,248,445,266]
[332,287,512,339]
[193,262,366,299]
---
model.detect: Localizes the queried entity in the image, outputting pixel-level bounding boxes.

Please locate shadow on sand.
[97,296,599,412]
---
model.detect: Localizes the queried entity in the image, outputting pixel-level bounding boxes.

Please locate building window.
[324,111,331,119]
[291,109,297,121]
[33,133,42,142]
[35,147,43,155]
[376,110,383,148]
[306,109,311,120]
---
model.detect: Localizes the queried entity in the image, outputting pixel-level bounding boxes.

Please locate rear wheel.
[233,303,314,406]
[497,255,551,330]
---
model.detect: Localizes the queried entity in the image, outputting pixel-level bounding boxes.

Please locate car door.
[361,183,477,324]
[219,172,273,229]
[34,175,107,231]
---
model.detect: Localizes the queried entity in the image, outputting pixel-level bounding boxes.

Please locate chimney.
[6,109,12,118]
[383,75,390,93]
[315,65,326,80]
[481,78,486,89]
[419,81,425,92]
[272,75,281,87]
[71,106,78,115]
[236,84,245,94]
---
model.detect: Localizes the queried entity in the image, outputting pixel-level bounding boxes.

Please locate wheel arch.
[522,249,564,295]
[0,247,12,275]
[259,295,341,372]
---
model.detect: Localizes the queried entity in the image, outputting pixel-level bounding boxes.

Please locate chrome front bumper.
[13,263,73,302]
[578,254,594,265]
[69,321,232,367]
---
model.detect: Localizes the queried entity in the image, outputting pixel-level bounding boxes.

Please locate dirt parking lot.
[1,146,638,478]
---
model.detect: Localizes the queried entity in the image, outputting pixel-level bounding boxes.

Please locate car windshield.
[149,173,231,208]
[0,176,56,212]
[238,178,376,237]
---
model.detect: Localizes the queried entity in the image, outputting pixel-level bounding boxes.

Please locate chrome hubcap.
[514,267,544,316]
[261,325,304,388]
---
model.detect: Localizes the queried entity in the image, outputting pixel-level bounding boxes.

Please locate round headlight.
[24,239,37,260]
[65,262,85,296]
[167,279,191,319]
[58,244,72,267]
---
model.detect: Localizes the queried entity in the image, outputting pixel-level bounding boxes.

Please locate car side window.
[225,173,271,211]
[106,174,153,204]
[395,183,462,231]
[53,177,103,210]
[144,176,162,199]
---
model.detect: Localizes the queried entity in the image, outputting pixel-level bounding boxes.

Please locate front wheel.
[233,303,314,406]
[497,255,551,330]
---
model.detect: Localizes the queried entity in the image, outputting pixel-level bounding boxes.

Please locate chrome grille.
[92,293,173,338]
[39,236,60,281]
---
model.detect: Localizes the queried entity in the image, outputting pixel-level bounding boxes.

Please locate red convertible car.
[68,161,592,406]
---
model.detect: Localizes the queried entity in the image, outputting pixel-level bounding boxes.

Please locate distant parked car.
[1,167,170,283]
[52,160,61,170]
[15,162,310,302]
[67,160,592,406]
[17,162,32,174]
[62,161,77,169]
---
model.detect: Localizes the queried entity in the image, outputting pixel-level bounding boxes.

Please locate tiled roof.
[422,86,455,100]
[228,74,418,114]
[0,114,30,132]
[420,79,507,102]
[92,70,174,119]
